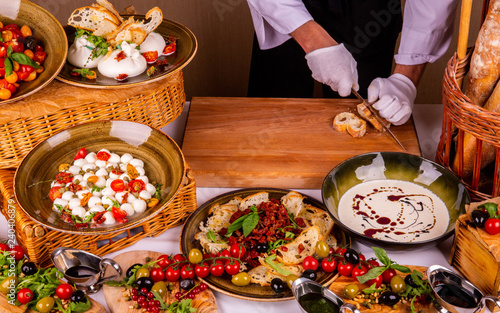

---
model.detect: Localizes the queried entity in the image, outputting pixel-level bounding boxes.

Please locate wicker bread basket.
[0,166,196,268]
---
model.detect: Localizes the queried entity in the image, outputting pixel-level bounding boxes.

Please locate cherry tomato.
[366,274,384,287]
[110,179,126,192]
[111,207,128,223]
[96,151,111,161]
[0,46,6,58]
[33,51,46,64]
[17,71,29,81]
[229,243,246,259]
[8,41,24,53]
[150,266,165,282]
[194,263,210,278]
[142,51,158,63]
[337,261,354,277]
[351,265,367,279]
[48,186,62,201]
[302,256,319,271]
[366,259,380,268]
[17,287,33,304]
[157,255,172,269]
[20,25,32,38]
[485,218,500,235]
[0,88,11,100]
[224,261,240,275]
[0,243,8,252]
[10,245,25,261]
[74,147,87,160]
[180,265,195,280]
[5,72,17,84]
[173,254,186,263]
[335,247,347,256]
[128,179,146,193]
[165,266,180,282]
[382,268,397,284]
[55,172,73,184]
[321,257,337,273]
[359,254,366,262]
[163,42,176,55]
[219,249,231,264]
[210,263,224,277]
[55,283,74,300]
[3,24,20,31]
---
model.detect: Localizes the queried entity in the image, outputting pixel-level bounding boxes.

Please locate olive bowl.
[321,152,470,249]
[0,0,68,104]
[13,120,185,235]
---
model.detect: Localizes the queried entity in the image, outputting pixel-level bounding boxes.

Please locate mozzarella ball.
[129,159,144,168]
[95,160,107,168]
[109,153,121,164]
[127,193,138,204]
[61,191,75,201]
[106,178,114,187]
[88,196,102,208]
[132,199,147,213]
[95,176,106,188]
[72,174,83,184]
[89,205,105,213]
[68,198,82,209]
[103,211,116,225]
[73,158,87,167]
[146,183,156,196]
[119,174,131,182]
[135,167,145,176]
[121,153,133,164]
[51,181,61,188]
[92,189,102,197]
[82,163,97,172]
[95,168,108,177]
[72,206,87,220]
[121,203,135,216]
[53,198,68,208]
[101,196,116,208]
[115,192,127,204]
[101,187,116,197]
[98,148,111,154]
[85,152,97,163]
[76,190,88,199]
[68,166,81,175]
[136,175,149,184]
[109,171,121,180]
[139,190,151,200]
[119,163,127,172]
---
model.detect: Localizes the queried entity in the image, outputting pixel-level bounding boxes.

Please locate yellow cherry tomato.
[24,71,37,82]
[20,25,32,37]
[0,89,12,100]
[6,72,18,84]
[24,49,34,59]
[13,61,19,72]
[35,65,44,74]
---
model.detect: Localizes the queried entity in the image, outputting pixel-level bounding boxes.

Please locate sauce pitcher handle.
[482,295,500,311]
[340,303,360,313]
[98,258,122,283]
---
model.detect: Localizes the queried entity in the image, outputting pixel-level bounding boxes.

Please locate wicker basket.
[0,166,196,268]
[0,70,186,170]
[436,0,500,201]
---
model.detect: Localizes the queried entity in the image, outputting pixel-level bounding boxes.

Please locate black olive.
[471,210,489,228]
[70,290,86,303]
[380,291,400,306]
[180,278,195,290]
[404,274,418,288]
[21,262,38,276]
[24,36,38,51]
[126,263,143,278]
[301,269,317,281]
[344,249,360,265]
[136,277,154,291]
[255,242,268,253]
[270,278,285,294]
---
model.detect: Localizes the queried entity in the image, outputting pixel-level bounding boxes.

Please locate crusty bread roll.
[357,103,390,132]
[464,0,500,107]
[333,112,367,138]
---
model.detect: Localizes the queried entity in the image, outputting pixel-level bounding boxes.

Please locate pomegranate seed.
[147,292,154,299]
[140,288,148,294]
[199,283,208,291]
[175,292,182,299]
[131,295,138,301]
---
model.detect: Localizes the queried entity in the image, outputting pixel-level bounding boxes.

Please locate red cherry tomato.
[173,254,186,263]
[194,263,210,278]
[337,261,354,277]
[157,255,172,269]
[111,207,128,223]
[229,243,246,259]
[321,257,337,273]
[3,24,20,31]
[351,265,368,279]
[210,263,224,277]
[96,151,111,161]
[219,249,231,264]
[366,259,380,268]
[128,179,146,193]
[335,247,347,256]
[302,256,319,271]
[0,46,5,58]
[0,243,8,252]
[55,283,74,300]
[150,266,165,282]
[110,179,126,192]
[10,245,25,261]
[49,186,63,201]
[224,261,240,275]
[358,254,366,262]
[33,51,46,64]
[382,268,397,284]
[180,265,195,280]
[142,51,158,63]
[366,274,383,287]
[74,147,87,160]
[485,218,500,235]
[55,172,73,184]
[17,287,34,304]
[165,266,180,282]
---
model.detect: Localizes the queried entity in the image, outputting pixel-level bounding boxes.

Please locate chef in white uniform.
[246,0,459,125]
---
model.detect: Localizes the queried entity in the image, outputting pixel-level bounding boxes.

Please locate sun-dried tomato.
[115,51,126,61]
[93,211,107,225]
[298,243,305,254]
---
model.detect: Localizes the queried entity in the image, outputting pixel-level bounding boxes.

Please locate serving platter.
[102,250,217,313]
[56,16,197,88]
[180,187,351,302]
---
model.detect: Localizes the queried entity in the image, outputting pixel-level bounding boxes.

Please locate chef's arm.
[393,63,426,88]
[290,20,337,53]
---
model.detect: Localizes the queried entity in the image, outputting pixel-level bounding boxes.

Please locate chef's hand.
[367,73,417,126]
[305,44,359,97]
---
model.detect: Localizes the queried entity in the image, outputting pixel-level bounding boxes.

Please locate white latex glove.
[305,44,359,97]
[367,73,417,126]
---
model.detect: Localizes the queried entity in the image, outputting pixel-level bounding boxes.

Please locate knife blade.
[351,88,406,151]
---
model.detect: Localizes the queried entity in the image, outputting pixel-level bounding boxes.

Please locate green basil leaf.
[242,213,259,237]
[4,57,12,78]
[389,264,411,273]
[225,214,247,237]
[372,247,391,266]
[7,45,13,57]
[68,296,91,313]
[362,283,386,294]
[356,266,385,284]
[10,53,40,68]
[264,254,291,276]
[478,202,498,218]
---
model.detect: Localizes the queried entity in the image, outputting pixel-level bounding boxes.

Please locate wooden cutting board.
[182,97,421,189]
[103,250,217,313]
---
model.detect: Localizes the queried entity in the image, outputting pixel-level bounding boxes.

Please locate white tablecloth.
[0,103,452,313]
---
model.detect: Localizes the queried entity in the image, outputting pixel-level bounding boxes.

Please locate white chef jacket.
[247,0,459,65]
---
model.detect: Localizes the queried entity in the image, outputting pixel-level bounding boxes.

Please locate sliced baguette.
[357,103,390,132]
[276,226,323,265]
[138,7,163,34]
[204,203,238,233]
[96,0,122,25]
[333,112,357,132]
[239,192,269,210]
[333,112,366,138]
[310,211,334,239]
[346,117,366,138]
[281,191,305,217]
[68,5,121,31]
[92,18,119,37]
[248,265,270,286]
[194,231,229,254]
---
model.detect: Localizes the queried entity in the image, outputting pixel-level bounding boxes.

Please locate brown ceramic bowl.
[180,188,351,301]
[14,120,186,235]
[0,0,68,104]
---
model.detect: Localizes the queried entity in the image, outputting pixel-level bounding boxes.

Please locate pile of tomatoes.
[0,22,47,100]
[471,203,500,235]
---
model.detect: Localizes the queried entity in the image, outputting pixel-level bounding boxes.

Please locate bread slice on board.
[333,112,367,138]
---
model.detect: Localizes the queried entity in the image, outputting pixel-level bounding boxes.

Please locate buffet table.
[0,102,450,313]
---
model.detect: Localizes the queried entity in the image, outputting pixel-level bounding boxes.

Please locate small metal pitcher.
[427,265,500,313]
[51,247,122,293]
[292,278,360,313]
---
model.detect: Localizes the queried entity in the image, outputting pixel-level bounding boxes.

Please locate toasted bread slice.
[239,192,269,210]
[96,0,122,24]
[325,233,337,248]
[281,191,305,217]
[248,265,270,286]
[68,5,121,31]
[346,117,366,138]
[297,204,323,223]
[194,231,229,254]
[310,211,334,239]
[276,226,323,265]
[333,112,357,132]
[92,18,119,37]
[357,103,390,132]
[138,7,163,34]
[204,203,238,233]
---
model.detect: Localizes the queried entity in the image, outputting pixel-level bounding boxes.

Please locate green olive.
[0,276,18,294]
[231,272,250,286]
[285,274,299,289]
[343,283,359,300]
[151,281,167,298]
[36,296,55,313]
[188,248,203,264]
[315,240,330,258]
[390,275,406,294]
[135,268,150,279]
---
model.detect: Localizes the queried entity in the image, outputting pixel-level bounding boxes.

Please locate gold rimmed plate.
[180,187,351,302]
[56,16,197,88]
